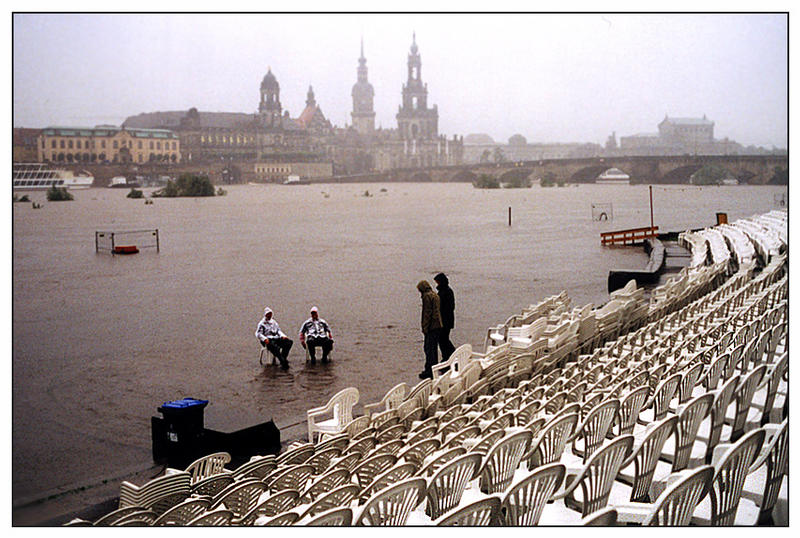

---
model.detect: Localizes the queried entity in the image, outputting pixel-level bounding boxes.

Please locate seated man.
[299,306,334,364]
[255,307,292,369]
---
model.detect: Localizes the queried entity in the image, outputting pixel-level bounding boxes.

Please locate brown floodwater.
[11,181,786,503]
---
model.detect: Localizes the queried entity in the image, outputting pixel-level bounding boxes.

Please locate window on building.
[113,141,118,149]
[138,141,143,149]
[150,141,154,149]
[68,140,73,149]
[76,140,81,149]
[157,141,161,150]
[101,140,106,149]
[60,140,65,149]
[51,140,56,148]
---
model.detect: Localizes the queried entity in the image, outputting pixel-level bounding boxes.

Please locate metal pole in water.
[508,206,512,227]
[649,185,654,232]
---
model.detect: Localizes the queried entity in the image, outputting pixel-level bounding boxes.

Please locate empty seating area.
[69,210,787,526]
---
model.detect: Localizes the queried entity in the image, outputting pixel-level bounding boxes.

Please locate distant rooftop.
[42,126,178,139]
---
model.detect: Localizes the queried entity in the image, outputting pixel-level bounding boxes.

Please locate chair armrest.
[550,469,584,501]
[363,401,384,416]
[307,401,335,417]
[613,502,653,524]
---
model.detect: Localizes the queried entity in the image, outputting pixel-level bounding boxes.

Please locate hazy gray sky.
[13,13,788,148]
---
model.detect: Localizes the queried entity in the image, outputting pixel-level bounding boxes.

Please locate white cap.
[264,307,272,316]
[310,306,319,313]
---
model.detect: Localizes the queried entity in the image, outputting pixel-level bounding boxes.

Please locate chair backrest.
[152,498,211,526]
[209,478,267,517]
[359,462,419,503]
[671,393,714,472]
[730,364,767,441]
[355,477,427,526]
[261,511,300,526]
[759,352,787,426]
[420,447,468,476]
[265,464,314,494]
[397,437,441,468]
[184,452,232,484]
[501,463,566,525]
[616,385,649,436]
[235,489,300,525]
[623,415,678,503]
[643,465,714,525]
[299,484,360,520]
[478,430,533,494]
[405,378,433,409]
[568,434,634,517]
[573,398,620,463]
[651,372,681,421]
[298,468,351,504]
[365,382,408,416]
[753,419,788,520]
[527,412,579,468]
[435,495,503,526]
[677,362,704,404]
[301,506,353,526]
[709,428,766,525]
[186,509,233,526]
[351,453,398,487]
[330,387,360,425]
[425,453,483,519]
[230,454,277,481]
[276,443,315,466]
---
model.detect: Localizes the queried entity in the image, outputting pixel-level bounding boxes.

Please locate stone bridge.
[346,154,788,185]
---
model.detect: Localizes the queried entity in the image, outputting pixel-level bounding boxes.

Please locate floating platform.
[113,245,139,255]
[607,234,692,293]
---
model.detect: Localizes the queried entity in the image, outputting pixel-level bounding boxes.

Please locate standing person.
[255,307,293,369]
[299,306,334,364]
[417,280,442,379]
[434,272,456,361]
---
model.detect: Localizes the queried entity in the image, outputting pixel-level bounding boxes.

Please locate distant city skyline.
[13,13,788,148]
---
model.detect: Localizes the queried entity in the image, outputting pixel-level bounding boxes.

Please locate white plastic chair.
[307,387,359,443]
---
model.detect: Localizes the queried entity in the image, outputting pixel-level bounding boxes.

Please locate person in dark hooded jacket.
[434,273,456,361]
[417,280,442,379]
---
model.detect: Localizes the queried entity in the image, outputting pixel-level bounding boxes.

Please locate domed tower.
[259,67,282,127]
[396,33,438,141]
[351,39,375,135]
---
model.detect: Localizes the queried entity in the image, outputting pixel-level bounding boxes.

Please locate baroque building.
[119,34,463,180]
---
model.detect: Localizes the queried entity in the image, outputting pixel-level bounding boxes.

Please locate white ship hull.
[13,163,94,190]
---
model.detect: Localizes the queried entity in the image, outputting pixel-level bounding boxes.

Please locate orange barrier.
[600,226,659,246]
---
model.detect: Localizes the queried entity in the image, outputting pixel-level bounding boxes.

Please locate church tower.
[258,67,282,127]
[396,33,438,141]
[351,39,375,135]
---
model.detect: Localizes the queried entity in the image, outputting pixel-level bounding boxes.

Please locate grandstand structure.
[69,210,787,526]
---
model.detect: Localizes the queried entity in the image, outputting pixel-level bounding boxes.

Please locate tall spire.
[410,31,418,54]
[360,36,364,59]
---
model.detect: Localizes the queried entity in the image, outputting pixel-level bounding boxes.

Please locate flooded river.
[11,181,786,504]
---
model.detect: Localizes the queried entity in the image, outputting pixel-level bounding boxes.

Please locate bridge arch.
[660,165,704,184]
[498,167,534,182]
[570,165,609,183]
[410,171,433,182]
[448,169,478,183]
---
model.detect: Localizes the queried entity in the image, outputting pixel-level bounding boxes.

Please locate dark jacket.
[435,277,455,330]
[417,280,443,334]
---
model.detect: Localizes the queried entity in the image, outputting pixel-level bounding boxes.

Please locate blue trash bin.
[157,398,209,468]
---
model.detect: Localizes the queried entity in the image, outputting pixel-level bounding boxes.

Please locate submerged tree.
[472,174,500,189]
[46,186,74,201]
[691,165,728,185]
[152,173,216,197]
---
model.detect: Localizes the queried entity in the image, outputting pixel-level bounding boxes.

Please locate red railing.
[600,226,659,246]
